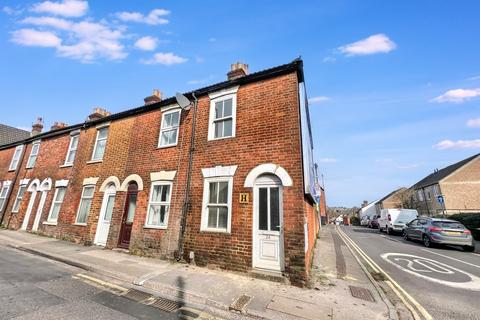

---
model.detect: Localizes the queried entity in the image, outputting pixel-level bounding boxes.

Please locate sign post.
[437,195,446,218]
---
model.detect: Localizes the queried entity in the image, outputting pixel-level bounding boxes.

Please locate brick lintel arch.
[99,176,121,192]
[244,163,293,188]
[120,174,144,191]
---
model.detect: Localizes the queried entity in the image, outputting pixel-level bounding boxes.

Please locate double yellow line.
[336,226,433,320]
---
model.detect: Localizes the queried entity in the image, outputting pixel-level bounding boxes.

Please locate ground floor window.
[12,185,27,213]
[201,177,233,233]
[47,187,66,223]
[146,182,171,228]
[76,185,94,224]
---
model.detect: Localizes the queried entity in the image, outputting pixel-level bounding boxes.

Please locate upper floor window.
[91,127,108,161]
[9,145,23,171]
[26,142,40,169]
[64,134,79,166]
[146,182,172,228]
[208,86,238,141]
[159,109,180,147]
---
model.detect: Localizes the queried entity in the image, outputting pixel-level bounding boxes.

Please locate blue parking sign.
[437,195,444,204]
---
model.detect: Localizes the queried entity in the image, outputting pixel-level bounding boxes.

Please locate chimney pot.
[144,89,162,105]
[51,121,68,130]
[87,107,111,121]
[227,62,249,80]
[31,117,44,136]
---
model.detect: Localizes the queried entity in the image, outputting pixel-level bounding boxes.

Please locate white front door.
[32,191,48,232]
[253,175,284,272]
[21,190,37,231]
[94,187,116,246]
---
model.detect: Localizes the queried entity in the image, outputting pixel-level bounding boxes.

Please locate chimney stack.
[144,89,162,105]
[51,121,68,131]
[227,62,249,80]
[87,107,111,121]
[361,200,368,208]
[31,117,44,136]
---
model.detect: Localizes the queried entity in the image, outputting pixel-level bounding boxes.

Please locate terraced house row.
[0,59,323,286]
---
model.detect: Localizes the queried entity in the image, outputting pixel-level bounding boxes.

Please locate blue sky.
[1,1,480,207]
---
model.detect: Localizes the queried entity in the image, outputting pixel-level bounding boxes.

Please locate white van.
[378,209,418,234]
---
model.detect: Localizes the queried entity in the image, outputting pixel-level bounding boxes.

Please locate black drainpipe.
[0,144,27,227]
[177,92,198,261]
[422,188,430,216]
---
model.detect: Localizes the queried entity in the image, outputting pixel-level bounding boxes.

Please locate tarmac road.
[342,226,480,320]
[0,246,176,320]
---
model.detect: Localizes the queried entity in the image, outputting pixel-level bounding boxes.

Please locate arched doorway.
[94,183,116,246]
[32,178,52,232]
[21,179,40,231]
[252,174,284,271]
[118,182,138,249]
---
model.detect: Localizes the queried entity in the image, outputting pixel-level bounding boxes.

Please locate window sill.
[43,221,58,226]
[73,223,87,226]
[60,163,73,168]
[144,225,168,230]
[11,210,19,214]
[157,144,177,149]
[86,159,103,164]
[207,136,235,142]
[8,169,16,172]
[200,228,231,234]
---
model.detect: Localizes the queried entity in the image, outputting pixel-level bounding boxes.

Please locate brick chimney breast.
[87,107,111,121]
[144,89,162,105]
[227,62,249,80]
[31,117,44,136]
[51,121,68,131]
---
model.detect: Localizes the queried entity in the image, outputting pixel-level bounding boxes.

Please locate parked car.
[360,216,370,226]
[403,217,475,251]
[368,215,380,229]
[378,209,418,235]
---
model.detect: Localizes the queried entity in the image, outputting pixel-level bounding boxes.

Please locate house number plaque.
[239,193,249,203]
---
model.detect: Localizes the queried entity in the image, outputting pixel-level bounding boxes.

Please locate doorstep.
[247,268,287,284]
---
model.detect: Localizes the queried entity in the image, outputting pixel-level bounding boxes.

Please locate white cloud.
[467,75,480,81]
[322,56,336,63]
[308,96,330,104]
[431,88,480,103]
[31,0,88,17]
[187,75,215,85]
[3,6,22,15]
[433,139,480,150]
[338,34,396,56]
[134,36,157,51]
[319,158,338,163]
[117,8,169,25]
[11,28,61,47]
[140,52,187,65]
[19,17,127,62]
[467,118,480,128]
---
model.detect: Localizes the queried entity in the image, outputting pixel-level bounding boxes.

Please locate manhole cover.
[349,286,375,302]
[230,294,252,312]
[123,289,152,302]
[151,297,181,313]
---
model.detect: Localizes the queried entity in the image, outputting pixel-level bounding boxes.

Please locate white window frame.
[417,190,424,201]
[158,109,181,148]
[208,86,238,141]
[0,181,11,213]
[64,134,79,166]
[9,145,23,171]
[46,187,67,224]
[12,184,27,213]
[75,185,95,225]
[26,142,40,169]
[91,127,109,161]
[200,176,233,233]
[145,181,173,229]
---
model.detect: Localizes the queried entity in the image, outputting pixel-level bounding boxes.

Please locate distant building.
[0,124,30,146]
[359,200,379,220]
[375,187,407,215]
[412,153,480,216]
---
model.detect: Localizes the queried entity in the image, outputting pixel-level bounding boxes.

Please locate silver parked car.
[403,217,475,252]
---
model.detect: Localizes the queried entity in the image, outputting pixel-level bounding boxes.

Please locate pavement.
[341,225,480,320]
[0,226,394,320]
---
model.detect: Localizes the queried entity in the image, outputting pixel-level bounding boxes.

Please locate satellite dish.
[175,92,191,110]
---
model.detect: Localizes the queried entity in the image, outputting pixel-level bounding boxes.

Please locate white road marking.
[381,253,480,291]
[422,249,480,269]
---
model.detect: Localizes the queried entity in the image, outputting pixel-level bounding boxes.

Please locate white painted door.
[21,190,37,231]
[94,187,116,246]
[253,175,284,271]
[32,191,48,232]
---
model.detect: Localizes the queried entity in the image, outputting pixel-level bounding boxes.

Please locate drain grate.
[123,289,152,303]
[230,294,252,312]
[150,297,181,313]
[349,285,375,302]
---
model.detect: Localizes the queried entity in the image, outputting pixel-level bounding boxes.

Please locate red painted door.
[118,182,138,249]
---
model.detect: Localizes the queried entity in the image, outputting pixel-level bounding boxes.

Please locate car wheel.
[386,227,390,235]
[403,231,409,241]
[463,245,475,252]
[423,235,433,248]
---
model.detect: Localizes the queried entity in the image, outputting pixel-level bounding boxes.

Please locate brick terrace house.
[0,59,321,286]
[374,187,407,215]
[411,153,480,216]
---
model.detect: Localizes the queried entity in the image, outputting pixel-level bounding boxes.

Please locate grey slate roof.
[413,153,480,189]
[0,124,30,146]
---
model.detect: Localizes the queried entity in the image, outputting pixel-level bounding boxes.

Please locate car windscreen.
[432,221,465,229]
